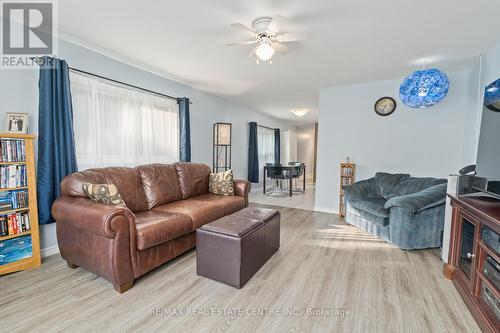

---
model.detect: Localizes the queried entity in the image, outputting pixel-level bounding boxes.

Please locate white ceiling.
[58,0,500,123]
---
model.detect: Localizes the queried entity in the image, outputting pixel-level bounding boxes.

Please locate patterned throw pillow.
[209,170,234,196]
[82,183,127,208]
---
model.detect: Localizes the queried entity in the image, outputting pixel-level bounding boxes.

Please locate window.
[70,71,179,170]
[257,126,275,171]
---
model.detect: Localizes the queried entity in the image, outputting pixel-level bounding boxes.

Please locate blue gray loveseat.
[344,172,447,250]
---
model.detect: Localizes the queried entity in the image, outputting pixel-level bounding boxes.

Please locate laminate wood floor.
[249,180,316,211]
[0,204,480,333]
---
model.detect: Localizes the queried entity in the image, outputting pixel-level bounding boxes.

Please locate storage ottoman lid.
[200,215,262,238]
[232,207,278,222]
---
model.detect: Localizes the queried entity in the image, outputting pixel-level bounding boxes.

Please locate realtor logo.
[1,0,57,69]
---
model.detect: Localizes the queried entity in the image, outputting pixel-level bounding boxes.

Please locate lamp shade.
[215,123,231,145]
[399,68,449,108]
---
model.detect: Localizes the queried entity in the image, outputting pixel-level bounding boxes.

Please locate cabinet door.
[455,213,480,289]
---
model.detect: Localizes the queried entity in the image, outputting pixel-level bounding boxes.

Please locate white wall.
[296,124,315,176]
[282,128,298,163]
[315,69,478,213]
[0,38,290,254]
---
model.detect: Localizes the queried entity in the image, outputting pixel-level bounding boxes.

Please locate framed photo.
[5,113,29,134]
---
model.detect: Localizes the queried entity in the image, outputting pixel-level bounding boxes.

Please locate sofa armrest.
[344,177,380,201]
[234,179,251,197]
[52,196,137,292]
[384,183,447,214]
[52,196,135,238]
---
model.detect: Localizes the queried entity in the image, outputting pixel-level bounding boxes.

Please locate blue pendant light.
[484,78,500,108]
[399,68,449,108]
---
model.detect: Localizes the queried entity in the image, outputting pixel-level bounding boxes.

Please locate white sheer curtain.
[70,71,179,170]
[257,126,275,171]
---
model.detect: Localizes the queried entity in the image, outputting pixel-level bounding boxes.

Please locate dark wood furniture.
[262,164,306,197]
[445,194,500,333]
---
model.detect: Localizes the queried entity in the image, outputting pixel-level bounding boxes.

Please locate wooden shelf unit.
[0,134,41,275]
[445,195,500,333]
[339,163,355,217]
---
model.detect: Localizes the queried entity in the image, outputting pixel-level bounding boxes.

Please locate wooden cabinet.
[445,195,500,333]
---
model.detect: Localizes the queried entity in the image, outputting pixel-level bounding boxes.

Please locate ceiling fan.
[226,15,306,64]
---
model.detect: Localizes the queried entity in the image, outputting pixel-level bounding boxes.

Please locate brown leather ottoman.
[196,207,280,288]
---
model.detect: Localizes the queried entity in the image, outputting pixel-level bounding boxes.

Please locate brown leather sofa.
[52,162,251,293]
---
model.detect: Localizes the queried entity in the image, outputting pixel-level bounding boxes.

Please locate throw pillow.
[209,170,234,196]
[82,183,127,208]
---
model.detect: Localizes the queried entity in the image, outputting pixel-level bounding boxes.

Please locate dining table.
[263,164,306,197]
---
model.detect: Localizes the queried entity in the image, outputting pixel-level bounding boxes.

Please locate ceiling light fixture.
[290,108,309,116]
[255,37,275,62]
[399,61,449,108]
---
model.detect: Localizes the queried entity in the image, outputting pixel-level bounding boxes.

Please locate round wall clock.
[374,97,396,116]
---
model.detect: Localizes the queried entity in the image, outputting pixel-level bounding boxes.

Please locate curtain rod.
[29,57,191,104]
[258,124,277,131]
[69,67,192,104]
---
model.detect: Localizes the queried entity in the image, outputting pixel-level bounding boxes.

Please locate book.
[0,165,27,188]
[0,139,26,163]
[0,190,28,212]
[0,216,7,236]
[1,212,30,237]
[7,215,13,235]
[0,235,33,265]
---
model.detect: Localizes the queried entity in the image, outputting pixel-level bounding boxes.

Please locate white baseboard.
[314,206,340,215]
[41,245,60,258]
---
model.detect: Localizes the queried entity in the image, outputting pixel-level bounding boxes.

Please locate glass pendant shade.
[484,78,500,110]
[399,68,450,108]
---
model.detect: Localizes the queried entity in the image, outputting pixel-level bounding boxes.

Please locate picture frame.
[5,113,29,134]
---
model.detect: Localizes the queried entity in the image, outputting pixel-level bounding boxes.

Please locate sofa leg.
[113,280,134,293]
[66,261,78,269]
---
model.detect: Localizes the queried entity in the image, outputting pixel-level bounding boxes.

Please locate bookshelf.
[0,134,41,275]
[339,163,355,217]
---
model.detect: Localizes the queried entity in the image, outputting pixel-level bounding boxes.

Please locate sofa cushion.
[135,211,192,250]
[349,198,390,226]
[174,162,211,199]
[153,199,225,229]
[391,177,447,197]
[186,194,246,215]
[60,167,149,213]
[136,164,183,209]
[374,172,410,199]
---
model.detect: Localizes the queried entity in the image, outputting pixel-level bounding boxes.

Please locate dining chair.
[265,163,288,196]
[287,162,305,193]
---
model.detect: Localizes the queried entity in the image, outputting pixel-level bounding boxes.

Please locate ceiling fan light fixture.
[255,38,275,61]
[290,108,309,116]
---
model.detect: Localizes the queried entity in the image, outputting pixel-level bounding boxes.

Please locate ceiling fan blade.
[249,47,257,57]
[275,32,307,43]
[268,15,288,33]
[272,42,290,55]
[230,23,256,37]
[225,40,258,46]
